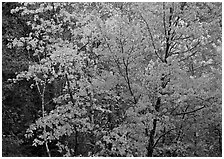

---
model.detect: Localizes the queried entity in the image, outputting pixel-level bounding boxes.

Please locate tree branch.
[139,13,164,62]
[172,40,200,55]
[36,78,51,157]
[122,57,137,104]
[164,6,174,62]
[163,3,167,37]
[174,105,206,116]
[153,128,176,148]
[179,50,198,62]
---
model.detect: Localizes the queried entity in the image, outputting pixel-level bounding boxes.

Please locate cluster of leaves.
[3,2,221,157]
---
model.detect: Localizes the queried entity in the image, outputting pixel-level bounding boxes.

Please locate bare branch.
[153,128,176,148]
[179,50,198,62]
[173,35,192,41]
[174,105,206,116]
[114,57,128,82]
[139,13,164,62]
[171,40,200,55]
[122,57,138,104]
[168,42,177,54]
[163,3,167,37]
[164,6,174,61]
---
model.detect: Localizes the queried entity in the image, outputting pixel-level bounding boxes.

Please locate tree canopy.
[2,2,222,157]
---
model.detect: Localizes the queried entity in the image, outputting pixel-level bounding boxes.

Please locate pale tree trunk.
[36,79,51,157]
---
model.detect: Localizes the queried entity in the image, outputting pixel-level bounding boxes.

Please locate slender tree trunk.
[146,119,157,157]
[65,73,78,156]
[36,80,51,157]
[74,128,78,156]
[45,141,51,157]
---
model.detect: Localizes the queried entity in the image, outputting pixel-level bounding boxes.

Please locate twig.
[174,105,206,116]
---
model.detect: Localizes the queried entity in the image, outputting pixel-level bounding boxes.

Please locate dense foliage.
[2,2,222,157]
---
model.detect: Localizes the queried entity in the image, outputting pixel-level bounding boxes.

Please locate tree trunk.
[146,119,157,157]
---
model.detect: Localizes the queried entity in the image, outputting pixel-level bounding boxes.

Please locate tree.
[5,2,221,157]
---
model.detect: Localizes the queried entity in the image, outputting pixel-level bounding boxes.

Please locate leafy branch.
[138,13,164,63]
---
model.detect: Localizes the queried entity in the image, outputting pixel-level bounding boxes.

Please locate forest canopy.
[2,2,222,157]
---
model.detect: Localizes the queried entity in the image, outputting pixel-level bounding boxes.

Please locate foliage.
[3,2,221,157]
